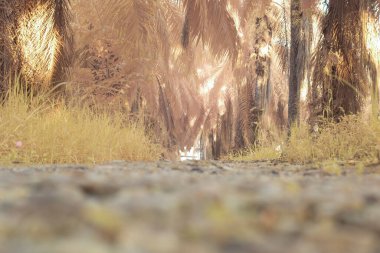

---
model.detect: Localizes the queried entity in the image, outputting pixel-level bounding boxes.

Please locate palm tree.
[288,0,302,127]
[0,0,72,92]
[182,0,284,155]
[4,0,379,157]
[70,0,378,157]
[69,0,211,153]
[183,0,379,128]
[312,0,378,120]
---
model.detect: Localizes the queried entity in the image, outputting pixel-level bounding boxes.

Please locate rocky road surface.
[1,161,380,253]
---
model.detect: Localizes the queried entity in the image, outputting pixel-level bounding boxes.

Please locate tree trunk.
[311,0,372,120]
[288,0,302,127]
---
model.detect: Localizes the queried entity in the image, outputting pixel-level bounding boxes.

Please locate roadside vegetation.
[0,82,161,165]
[228,115,380,164]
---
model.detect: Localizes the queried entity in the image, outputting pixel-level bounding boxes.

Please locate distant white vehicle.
[180,138,205,161]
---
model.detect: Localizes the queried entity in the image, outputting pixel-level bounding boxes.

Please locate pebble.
[0,161,379,253]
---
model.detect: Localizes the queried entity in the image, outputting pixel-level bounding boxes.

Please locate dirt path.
[0,161,380,253]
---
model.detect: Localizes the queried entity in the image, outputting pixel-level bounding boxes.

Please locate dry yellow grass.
[0,82,162,165]
[228,115,380,164]
[284,116,380,164]
[225,126,284,161]
[226,146,281,162]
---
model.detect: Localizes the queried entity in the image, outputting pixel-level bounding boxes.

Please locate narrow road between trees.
[0,161,380,253]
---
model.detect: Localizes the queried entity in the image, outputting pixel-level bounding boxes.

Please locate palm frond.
[182,0,240,60]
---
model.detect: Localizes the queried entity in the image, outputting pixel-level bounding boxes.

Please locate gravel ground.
[0,161,380,253]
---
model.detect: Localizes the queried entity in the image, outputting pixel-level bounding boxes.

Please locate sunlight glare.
[366,19,380,61]
[259,44,270,57]
[200,76,217,95]
[227,3,244,39]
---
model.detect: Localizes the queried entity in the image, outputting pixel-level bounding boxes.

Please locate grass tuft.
[225,126,284,161]
[284,116,380,164]
[227,115,380,164]
[0,82,162,165]
[225,146,282,162]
